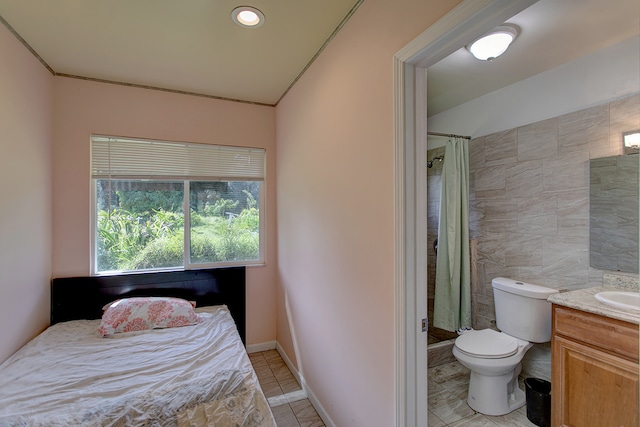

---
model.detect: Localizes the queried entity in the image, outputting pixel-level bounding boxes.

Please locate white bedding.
[0,305,276,427]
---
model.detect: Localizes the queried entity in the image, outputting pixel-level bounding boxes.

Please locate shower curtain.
[433,137,471,332]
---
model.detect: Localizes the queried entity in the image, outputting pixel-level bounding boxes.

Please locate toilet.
[452,277,559,416]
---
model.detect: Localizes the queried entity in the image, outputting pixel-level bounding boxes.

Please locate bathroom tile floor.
[249,349,325,427]
[428,361,538,426]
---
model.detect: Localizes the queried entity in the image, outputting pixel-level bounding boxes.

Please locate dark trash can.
[525,378,551,427]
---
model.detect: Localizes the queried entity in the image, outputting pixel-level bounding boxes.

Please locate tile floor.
[428,361,538,426]
[249,350,325,427]
[428,326,458,345]
[250,350,538,427]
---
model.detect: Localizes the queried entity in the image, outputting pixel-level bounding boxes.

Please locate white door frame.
[393,1,539,425]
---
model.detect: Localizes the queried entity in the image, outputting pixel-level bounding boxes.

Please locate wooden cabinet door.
[552,335,639,427]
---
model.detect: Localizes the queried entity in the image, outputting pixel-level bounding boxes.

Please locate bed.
[0,267,276,427]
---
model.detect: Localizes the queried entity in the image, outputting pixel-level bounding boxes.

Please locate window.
[91,135,265,274]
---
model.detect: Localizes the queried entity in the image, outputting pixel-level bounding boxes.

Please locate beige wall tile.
[557,103,610,153]
[504,234,543,267]
[469,137,486,171]
[503,266,543,284]
[485,129,518,167]
[556,188,589,237]
[517,117,558,161]
[475,293,495,320]
[516,195,557,236]
[542,235,589,289]
[542,151,589,192]
[476,232,506,266]
[506,160,543,198]
[480,200,518,234]
[474,165,506,192]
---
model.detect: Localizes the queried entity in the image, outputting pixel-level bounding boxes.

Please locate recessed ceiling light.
[466,24,519,61]
[231,6,265,28]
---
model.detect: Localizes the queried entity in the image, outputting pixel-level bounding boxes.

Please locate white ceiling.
[427,0,640,116]
[0,0,361,106]
[1,0,637,109]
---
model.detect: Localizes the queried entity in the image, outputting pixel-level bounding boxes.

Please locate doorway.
[392,1,538,426]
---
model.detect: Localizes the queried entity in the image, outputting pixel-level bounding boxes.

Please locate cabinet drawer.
[553,305,639,362]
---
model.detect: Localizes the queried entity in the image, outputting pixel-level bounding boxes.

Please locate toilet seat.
[455,329,518,359]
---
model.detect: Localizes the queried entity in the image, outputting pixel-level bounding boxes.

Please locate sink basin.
[595,291,640,312]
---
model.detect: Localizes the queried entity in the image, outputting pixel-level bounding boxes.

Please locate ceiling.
[0,0,637,109]
[0,0,361,106]
[427,0,640,116]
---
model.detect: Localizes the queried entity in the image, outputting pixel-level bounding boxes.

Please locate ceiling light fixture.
[466,24,519,61]
[231,6,265,28]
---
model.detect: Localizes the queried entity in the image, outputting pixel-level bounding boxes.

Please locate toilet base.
[466,365,525,416]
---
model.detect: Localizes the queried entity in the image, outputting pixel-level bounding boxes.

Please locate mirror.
[590,155,639,273]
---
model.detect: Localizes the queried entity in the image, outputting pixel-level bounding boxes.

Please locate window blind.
[91,135,265,181]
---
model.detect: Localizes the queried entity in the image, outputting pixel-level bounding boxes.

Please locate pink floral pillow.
[98,297,202,336]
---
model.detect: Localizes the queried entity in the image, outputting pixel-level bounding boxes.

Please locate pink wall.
[0,24,53,363]
[275,0,461,425]
[0,0,464,419]
[51,78,278,346]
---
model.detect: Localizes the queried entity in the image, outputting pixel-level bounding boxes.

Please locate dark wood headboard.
[51,267,246,343]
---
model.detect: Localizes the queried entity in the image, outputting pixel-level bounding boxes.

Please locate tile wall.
[468,93,639,331]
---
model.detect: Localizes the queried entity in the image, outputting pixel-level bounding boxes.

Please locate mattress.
[0,305,276,427]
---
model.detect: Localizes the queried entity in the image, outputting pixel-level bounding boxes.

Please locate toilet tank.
[492,277,559,343]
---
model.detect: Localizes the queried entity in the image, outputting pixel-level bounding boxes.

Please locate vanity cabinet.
[551,305,639,427]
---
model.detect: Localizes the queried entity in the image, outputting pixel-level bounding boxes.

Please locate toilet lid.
[455,329,518,359]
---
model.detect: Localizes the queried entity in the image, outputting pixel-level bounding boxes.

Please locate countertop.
[548,276,640,325]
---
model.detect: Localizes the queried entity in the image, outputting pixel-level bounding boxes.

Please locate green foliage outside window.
[97,187,260,272]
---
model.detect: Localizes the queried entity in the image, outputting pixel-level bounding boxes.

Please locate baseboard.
[299,375,337,427]
[275,342,302,385]
[275,342,336,427]
[246,340,276,353]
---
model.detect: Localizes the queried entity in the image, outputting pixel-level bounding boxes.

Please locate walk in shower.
[426,133,472,365]
[427,145,457,345]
